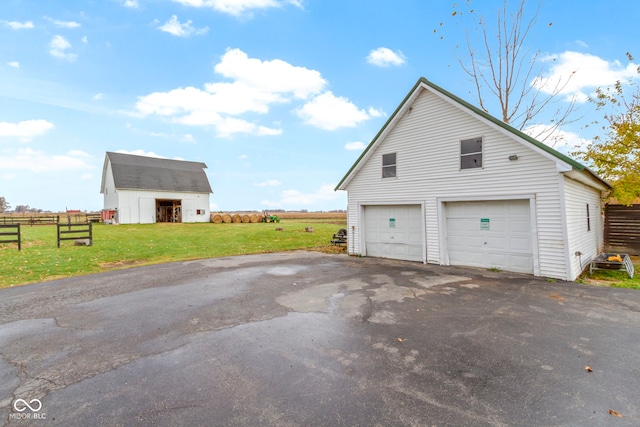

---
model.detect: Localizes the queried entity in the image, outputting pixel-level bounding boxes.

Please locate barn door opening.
[156,199,182,223]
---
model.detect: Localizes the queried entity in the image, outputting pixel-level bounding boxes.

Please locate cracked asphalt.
[1,251,640,426]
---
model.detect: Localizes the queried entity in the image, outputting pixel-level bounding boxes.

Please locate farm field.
[0,214,347,288]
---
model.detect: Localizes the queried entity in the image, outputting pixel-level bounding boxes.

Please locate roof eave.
[336,77,611,191]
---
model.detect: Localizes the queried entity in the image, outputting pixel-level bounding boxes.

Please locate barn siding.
[563,176,604,279]
[116,190,210,224]
[102,160,118,210]
[344,86,571,279]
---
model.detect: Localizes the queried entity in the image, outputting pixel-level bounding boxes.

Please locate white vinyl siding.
[563,176,604,280]
[102,160,118,210]
[115,190,210,224]
[344,86,569,279]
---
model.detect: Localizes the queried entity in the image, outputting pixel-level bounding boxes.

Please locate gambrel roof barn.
[101,152,212,224]
[336,77,610,281]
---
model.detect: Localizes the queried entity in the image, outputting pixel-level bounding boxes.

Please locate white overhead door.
[445,200,534,274]
[364,205,424,262]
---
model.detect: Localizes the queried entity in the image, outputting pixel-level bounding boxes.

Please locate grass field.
[579,256,640,290]
[0,217,347,288]
[2,212,637,291]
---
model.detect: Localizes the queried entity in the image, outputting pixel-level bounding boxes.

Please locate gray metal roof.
[104,152,212,193]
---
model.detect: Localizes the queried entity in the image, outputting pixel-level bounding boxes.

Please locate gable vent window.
[382,153,397,178]
[460,137,483,169]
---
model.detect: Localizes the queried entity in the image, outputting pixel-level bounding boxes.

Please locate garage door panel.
[510,237,532,252]
[449,249,483,266]
[487,253,507,266]
[446,200,534,274]
[486,237,506,250]
[510,255,533,271]
[364,205,423,262]
[511,219,531,233]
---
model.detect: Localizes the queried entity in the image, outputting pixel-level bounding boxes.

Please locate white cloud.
[93,93,104,100]
[0,119,54,142]
[49,35,77,61]
[134,48,327,137]
[2,20,34,30]
[254,179,281,187]
[7,61,20,68]
[0,148,93,172]
[45,17,81,28]
[533,51,640,102]
[262,184,340,207]
[214,48,326,99]
[123,0,140,8]
[367,47,406,67]
[172,0,302,17]
[158,15,209,37]
[296,92,371,130]
[81,36,88,44]
[523,124,590,152]
[345,141,366,150]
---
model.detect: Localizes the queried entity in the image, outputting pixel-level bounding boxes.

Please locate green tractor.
[262,211,281,223]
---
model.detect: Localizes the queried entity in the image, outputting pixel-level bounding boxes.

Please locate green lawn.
[580,256,640,290]
[0,220,346,287]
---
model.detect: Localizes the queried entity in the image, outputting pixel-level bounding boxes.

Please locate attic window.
[461,137,483,169]
[382,153,396,178]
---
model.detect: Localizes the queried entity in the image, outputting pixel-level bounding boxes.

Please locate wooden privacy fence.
[0,224,21,250]
[604,204,640,255]
[57,223,92,248]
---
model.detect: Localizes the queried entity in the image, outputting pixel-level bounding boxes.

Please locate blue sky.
[0,0,638,212]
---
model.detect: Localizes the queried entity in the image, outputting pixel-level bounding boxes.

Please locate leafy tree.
[574,59,640,205]
[439,0,576,144]
[0,197,9,213]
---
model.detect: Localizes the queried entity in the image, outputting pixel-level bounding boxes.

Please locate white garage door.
[364,205,424,262]
[445,200,534,274]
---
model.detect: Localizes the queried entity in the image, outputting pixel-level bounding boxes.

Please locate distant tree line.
[0,197,46,214]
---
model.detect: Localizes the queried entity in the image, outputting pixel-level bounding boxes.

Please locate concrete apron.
[1,251,639,426]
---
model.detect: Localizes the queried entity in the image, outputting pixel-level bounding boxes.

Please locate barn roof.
[102,152,212,193]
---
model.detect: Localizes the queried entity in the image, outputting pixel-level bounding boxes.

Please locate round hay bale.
[242,214,250,223]
[212,214,223,224]
[250,214,259,223]
[222,214,232,223]
[232,214,242,223]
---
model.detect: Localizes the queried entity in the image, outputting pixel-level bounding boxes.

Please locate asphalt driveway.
[1,251,639,426]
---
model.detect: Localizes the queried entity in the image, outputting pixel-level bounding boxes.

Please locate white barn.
[100,152,212,224]
[336,78,611,281]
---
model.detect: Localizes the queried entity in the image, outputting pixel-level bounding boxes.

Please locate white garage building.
[335,78,610,281]
[101,152,212,224]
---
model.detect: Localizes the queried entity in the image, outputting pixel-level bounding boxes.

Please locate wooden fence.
[0,215,59,226]
[57,223,93,248]
[604,204,640,255]
[0,224,20,250]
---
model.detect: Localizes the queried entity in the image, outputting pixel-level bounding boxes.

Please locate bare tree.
[457,0,576,145]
